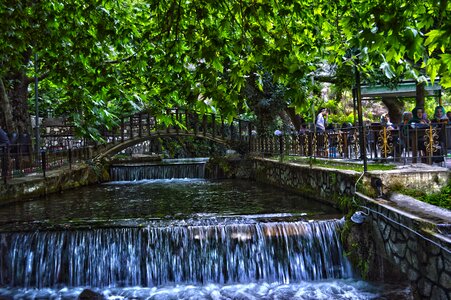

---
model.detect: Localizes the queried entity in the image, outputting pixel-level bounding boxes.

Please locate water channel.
[0,161,412,299]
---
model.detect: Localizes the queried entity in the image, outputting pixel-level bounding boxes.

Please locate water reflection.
[0,179,339,229]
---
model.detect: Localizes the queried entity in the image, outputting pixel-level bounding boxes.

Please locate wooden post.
[121,118,125,142]
[129,116,134,139]
[238,120,242,140]
[138,113,142,137]
[212,114,216,138]
[202,115,207,136]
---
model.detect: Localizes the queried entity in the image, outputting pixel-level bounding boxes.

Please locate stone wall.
[0,163,107,205]
[250,157,360,206]
[355,193,451,300]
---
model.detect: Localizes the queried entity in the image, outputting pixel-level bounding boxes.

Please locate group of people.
[376,105,449,162]
[0,126,32,159]
[312,105,450,162]
[382,105,450,130]
[0,126,10,147]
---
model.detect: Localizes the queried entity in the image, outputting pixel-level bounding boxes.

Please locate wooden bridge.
[42,108,253,160]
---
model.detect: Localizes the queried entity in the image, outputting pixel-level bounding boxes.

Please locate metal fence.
[249,123,451,165]
[0,143,94,184]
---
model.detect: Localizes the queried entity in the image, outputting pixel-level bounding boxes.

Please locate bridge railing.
[0,142,94,184]
[0,109,255,183]
[250,123,450,165]
[101,109,253,144]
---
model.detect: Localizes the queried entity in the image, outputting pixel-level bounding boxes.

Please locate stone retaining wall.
[356,193,451,300]
[0,163,107,204]
[250,157,360,206]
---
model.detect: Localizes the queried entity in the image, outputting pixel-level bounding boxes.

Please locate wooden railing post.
[412,128,418,163]
[121,118,125,142]
[202,115,207,136]
[41,149,46,178]
[68,147,72,170]
[129,116,134,139]
[238,120,242,140]
[138,113,142,137]
[185,111,190,133]
[212,114,216,138]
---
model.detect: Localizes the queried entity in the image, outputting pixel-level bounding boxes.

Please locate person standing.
[315,108,327,133]
[409,107,429,127]
[0,126,9,146]
[380,113,395,130]
[409,107,429,161]
[431,106,449,124]
[430,106,449,163]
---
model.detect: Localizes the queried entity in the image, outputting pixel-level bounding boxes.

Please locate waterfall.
[110,163,206,180]
[110,160,207,181]
[0,219,352,288]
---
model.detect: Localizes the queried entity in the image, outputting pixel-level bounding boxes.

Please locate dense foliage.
[396,180,451,209]
[0,0,449,137]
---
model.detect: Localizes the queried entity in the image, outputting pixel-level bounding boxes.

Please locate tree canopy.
[0,0,449,138]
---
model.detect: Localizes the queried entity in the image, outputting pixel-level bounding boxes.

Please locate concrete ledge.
[0,163,105,205]
[367,163,449,194]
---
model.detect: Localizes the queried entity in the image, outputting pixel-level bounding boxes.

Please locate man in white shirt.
[316,108,327,132]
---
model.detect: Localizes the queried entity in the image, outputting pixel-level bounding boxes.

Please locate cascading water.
[0,219,351,288]
[110,159,208,181]
[0,168,412,299]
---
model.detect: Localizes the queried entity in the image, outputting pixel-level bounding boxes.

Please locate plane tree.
[0,0,449,139]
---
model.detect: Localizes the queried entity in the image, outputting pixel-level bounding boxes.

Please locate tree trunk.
[285,107,304,132]
[416,82,425,109]
[7,73,32,135]
[0,78,15,133]
[381,97,404,124]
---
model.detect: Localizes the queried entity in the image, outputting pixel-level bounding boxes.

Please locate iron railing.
[250,123,451,165]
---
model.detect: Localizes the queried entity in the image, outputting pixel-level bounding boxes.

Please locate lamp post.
[34,52,40,162]
[354,62,367,172]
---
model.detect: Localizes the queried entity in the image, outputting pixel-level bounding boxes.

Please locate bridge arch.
[95,130,233,161]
